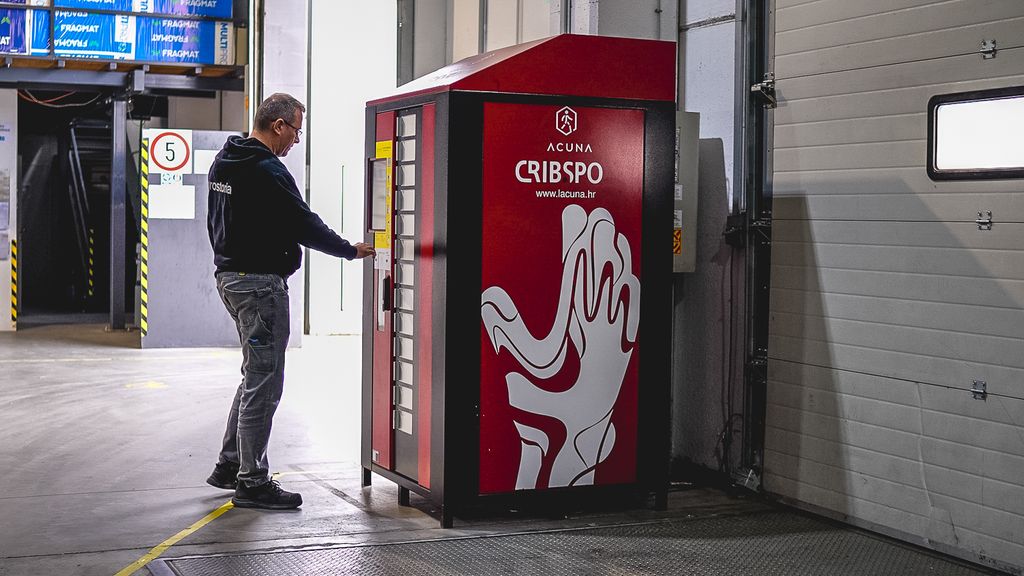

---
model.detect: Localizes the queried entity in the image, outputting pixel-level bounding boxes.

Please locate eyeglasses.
[281,118,303,139]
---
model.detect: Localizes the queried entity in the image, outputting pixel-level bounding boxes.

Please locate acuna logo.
[556,106,577,137]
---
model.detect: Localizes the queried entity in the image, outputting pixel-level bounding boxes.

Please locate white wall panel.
[770,334,1023,394]
[776,0,1024,55]
[772,242,1024,281]
[769,380,924,434]
[772,193,1024,223]
[922,437,1024,490]
[776,17,1024,79]
[772,264,1024,310]
[773,221,1024,251]
[775,72,1024,125]
[766,450,931,515]
[307,1,396,335]
[771,288,1024,340]
[775,114,923,148]
[773,167,1024,196]
[779,46,1024,102]
[767,473,930,537]
[766,7,1024,562]
[775,0,941,26]
[263,0,310,345]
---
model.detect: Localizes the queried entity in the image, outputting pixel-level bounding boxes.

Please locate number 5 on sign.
[143,129,194,175]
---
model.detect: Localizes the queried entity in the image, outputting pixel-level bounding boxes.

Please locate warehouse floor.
[0,325,1002,576]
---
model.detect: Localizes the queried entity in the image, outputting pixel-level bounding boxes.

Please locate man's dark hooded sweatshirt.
[208,136,356,277]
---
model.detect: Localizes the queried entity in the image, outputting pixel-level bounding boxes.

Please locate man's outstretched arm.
[273,171,375,259]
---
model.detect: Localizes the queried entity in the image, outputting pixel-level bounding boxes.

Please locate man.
[205,93,374,509]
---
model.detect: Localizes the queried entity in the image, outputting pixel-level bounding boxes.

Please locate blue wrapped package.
[0,9,29,54]
[53,0,232,19]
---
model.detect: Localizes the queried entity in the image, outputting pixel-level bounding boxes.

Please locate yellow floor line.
[113,500,234,576]
[110,470,340,575]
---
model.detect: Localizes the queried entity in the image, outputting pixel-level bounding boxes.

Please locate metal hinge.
[747,355,768,373]
[723,213,746,248]
[751,73,777,108]
[750,218,772,248]
[976,211,993,231]
[980,39,997,59]
[971,380,987,401]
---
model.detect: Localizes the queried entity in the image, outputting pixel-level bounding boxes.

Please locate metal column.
[740,0,774,480]
[109,97,127,330]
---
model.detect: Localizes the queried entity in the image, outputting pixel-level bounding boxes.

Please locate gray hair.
[254,93,306,132]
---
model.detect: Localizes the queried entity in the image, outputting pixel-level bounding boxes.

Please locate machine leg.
[362,467,372,487]
[654,488,669,511]
[440,507,454,529]
[398,486,411,507]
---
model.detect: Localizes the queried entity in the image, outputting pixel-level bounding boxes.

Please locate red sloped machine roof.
[369,34,676,106]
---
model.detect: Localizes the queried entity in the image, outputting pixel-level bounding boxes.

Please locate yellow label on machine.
[374,141,394,250]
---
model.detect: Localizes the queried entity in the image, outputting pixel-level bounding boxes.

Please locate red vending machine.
[362,34,675,527]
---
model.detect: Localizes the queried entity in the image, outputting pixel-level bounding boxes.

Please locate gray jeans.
[215,271,290,488]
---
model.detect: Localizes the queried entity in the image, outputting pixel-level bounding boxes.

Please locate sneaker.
[232,480,302,510]
[206,462,239,490]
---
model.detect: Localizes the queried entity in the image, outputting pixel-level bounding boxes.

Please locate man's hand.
[354,242,376,259]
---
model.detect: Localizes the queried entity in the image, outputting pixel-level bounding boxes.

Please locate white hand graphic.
[481,205,640,489]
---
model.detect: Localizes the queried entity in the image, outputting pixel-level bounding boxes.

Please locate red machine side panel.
[479,103,645,494]
[372,110,396,471]
[417,104,436,489]
[376,112,396,142]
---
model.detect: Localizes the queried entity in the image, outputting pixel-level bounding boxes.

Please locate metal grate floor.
[155,511,994,576]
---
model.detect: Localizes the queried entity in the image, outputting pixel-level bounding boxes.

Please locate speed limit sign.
[144,129,193,175]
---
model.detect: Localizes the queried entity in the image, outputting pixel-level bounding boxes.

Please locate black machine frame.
[363,89,674,527]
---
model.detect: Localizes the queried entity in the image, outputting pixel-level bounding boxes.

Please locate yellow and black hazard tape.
[10,238,17,325]
[87,227,95,298]
[140,138,150,336]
